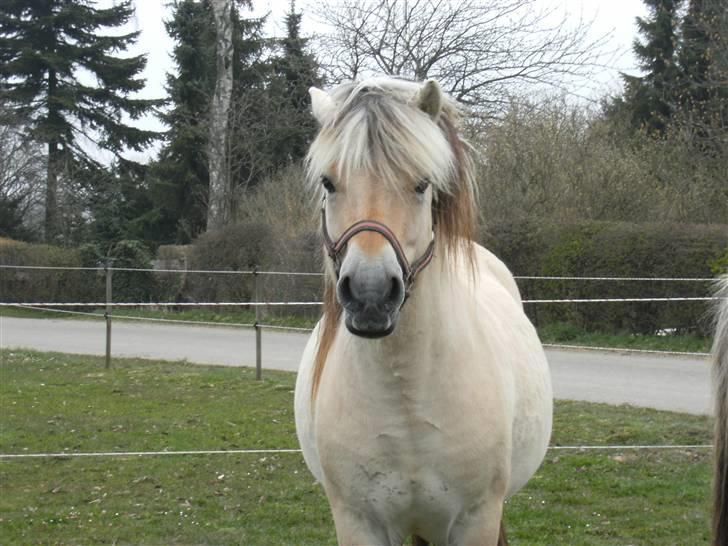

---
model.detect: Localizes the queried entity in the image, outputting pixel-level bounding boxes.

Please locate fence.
[0,263,724,459]
[0,263,722,380]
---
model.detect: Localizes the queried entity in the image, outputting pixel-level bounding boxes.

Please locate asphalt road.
[0,316,713,415]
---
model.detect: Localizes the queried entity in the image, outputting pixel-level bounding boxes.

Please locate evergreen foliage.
[677,0,728,147]
[147,0,217,244]
[270,1,323,161]
[614,0,727,145]
[148,0,322,243]
[0,0,161,242]
[622,0,684,133]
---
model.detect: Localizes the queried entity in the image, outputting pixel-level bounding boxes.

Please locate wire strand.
[0,444,712,459]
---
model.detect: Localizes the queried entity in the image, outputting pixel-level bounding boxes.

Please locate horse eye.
[321,176,336,193]
[415,180,430,195]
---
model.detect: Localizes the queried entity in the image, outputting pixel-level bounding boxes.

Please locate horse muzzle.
[321,205,435,338]
[336,251,406,338]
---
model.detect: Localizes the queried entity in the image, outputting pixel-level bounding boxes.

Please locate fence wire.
[0,264,718,282]
[2,297,723,308]
[0,444,713,460]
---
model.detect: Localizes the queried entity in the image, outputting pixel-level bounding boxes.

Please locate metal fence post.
[254,266,262,380]
[104,259,113,369]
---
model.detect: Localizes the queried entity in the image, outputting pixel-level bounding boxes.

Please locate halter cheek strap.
[321,205,435,299]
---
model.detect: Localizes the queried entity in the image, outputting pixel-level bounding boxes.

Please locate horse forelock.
[307,80,455,195]
[308,77,478,400]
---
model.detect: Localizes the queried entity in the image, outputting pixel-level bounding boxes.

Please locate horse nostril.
[338,275,353,304]
[388,276,402,305]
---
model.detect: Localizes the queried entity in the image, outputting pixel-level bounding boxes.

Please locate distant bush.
[234,164,323,321]
[473,98,728,226]
[186,221,273,303]
[484,220,728,335]
[0,237,102,303]
[107,240,157,302]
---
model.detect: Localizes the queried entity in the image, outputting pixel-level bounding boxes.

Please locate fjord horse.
[714,275,728,546]
[295,77,552,545]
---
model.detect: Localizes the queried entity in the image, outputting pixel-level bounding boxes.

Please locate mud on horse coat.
[294,76,553,546]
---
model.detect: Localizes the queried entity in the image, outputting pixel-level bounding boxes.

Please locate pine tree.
[271,1,322,162]
[0,0,160,242]
[677,0,728,145]
[623,0,684,133]
[148,0,216,243]
[149,0,267,242]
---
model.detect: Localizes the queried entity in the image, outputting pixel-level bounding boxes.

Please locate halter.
[321,204,436,300]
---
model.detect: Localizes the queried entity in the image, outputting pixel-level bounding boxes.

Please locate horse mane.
[307,77,478,400]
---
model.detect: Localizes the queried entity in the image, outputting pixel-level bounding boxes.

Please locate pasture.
[0,349,714,544]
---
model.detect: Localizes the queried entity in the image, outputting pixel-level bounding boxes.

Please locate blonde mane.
[307,77,479,399]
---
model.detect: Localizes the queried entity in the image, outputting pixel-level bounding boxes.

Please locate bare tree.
[207,0,234,232]
[0,106,45,237]
[315,0,610,110]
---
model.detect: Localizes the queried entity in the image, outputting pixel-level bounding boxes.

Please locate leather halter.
[321,204,436,300]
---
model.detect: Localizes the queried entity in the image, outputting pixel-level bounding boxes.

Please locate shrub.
[185,221,274,304]
[0,238,102,303]
[106,240,157,303]
[484,220,728,335]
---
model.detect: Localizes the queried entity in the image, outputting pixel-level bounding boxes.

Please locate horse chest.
[316,372,507,534]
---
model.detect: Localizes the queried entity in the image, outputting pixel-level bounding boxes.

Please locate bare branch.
[312,0,613,112]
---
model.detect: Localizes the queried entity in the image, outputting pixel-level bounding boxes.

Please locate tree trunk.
[206,0,234,232]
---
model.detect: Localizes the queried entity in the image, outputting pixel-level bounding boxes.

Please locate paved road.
[0,316,712,415]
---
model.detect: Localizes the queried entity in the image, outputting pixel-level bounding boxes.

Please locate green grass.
[1,305,318,329]
[2,306,712,352]
[0,349,715,544]
[538,322,712,353]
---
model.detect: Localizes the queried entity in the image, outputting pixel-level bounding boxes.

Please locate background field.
[0,350,714,545]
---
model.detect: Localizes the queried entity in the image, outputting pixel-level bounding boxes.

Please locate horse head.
[306,77,475,339]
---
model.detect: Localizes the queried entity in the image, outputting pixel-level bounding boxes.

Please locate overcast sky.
[122,0,649,160]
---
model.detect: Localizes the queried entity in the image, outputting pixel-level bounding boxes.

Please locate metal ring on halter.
[320,204,436,300]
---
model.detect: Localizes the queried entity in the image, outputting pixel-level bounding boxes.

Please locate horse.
[294,76,552,546]
[713,274,728,546]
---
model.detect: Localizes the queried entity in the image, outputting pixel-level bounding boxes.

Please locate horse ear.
[309,87,336,125]
[417,79,443,120]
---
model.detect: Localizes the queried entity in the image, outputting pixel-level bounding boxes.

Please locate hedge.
[3,220,725,336]
[0,238,162,305]
[483,220,728,335]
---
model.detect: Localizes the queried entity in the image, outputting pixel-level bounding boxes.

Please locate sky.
[122,0,650,161]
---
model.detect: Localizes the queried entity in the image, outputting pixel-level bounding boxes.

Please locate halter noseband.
[321,205,435,300]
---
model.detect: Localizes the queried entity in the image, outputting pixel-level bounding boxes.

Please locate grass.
[0,349,715,545]
[538,322,712,353]
[1,305,318,329]
[2,306,712,353]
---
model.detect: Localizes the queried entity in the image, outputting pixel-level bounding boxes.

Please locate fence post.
[104,259,113,369]
[254,266,262,380]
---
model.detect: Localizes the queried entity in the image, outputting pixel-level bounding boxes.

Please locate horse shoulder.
[471,242,523,307]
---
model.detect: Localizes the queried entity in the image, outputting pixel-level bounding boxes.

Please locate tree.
[270,1,323,161]
[313,0,607,112]
[0,104,45,239]
[622,0,684,133]
[207,0,235,231]
[0,0,160,242]
[149,0,270,242]
[677,0,728,146]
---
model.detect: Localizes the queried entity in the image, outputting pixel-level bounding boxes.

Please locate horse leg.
[330,502,392,546]
[497,519,508,546]
[452,498,505,546]
[411,535,428,546]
